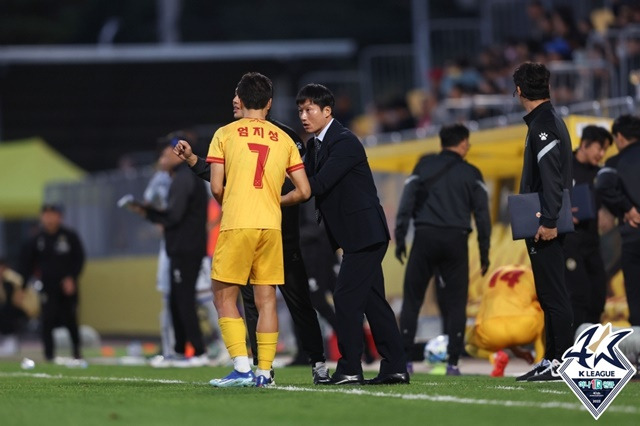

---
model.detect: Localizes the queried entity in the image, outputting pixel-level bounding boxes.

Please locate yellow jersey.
[206,118,304,231]
[475,265,542,324]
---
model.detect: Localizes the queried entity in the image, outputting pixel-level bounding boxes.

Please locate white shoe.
[0,335,19,356]
[66,358,88,369]
[149,355,174,368]
[172,353,210,368]
[54,356,72,366]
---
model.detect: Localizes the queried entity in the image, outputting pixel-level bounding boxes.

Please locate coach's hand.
[395,241,407,265]
[480,256,490,276]
[534,225,557,242]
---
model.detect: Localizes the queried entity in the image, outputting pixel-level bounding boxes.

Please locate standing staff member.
[20,204,85,364]
[512,62,574,382]
[284,83,407,385]
[596,114,640,326]
[564,125,612,331]
[132,139,209,367]
[395,123,491,376]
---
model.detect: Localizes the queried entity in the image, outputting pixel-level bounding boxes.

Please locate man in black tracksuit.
[138,141,208,363]
[175,116,330,384]
[395,123,491,376]
[596,114,640,326]
[20,204,85,361]
[513,63,574,382]
[564,126,612,331]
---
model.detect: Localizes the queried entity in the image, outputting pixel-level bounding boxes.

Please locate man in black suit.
[282,83,408,385]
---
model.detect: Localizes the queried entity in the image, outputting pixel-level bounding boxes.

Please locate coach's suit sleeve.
[309,134,363,196]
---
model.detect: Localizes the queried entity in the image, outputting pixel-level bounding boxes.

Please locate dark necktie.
[313,137,322,224]
[314,137,321,170]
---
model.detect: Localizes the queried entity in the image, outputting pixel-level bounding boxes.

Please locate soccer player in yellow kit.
[207,72,310,387]
[465,265,545,377]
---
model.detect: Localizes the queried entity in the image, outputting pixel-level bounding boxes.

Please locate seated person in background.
[465,265,544,377]
[0,258,28,356]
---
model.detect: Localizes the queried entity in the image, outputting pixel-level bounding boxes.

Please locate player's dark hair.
[236,72,273,110]
[611,114,640,142]
[513,62,551,101]
[580,125,611,149]
[295,83,335,113]
[439,123,469,148]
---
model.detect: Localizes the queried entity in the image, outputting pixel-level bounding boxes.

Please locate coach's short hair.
[295,83,335,112]
[513,62,551,101]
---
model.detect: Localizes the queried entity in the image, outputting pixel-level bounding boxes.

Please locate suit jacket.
[306,120,390,252]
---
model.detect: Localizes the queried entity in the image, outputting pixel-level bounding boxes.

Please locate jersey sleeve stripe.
[286,163,305,173]
[206,156,224,164]
[536,139,559,163]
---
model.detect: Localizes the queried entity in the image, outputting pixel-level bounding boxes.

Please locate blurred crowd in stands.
[355,0,640,138]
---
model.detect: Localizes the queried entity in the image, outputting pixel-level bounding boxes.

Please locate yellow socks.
[218,317,248,358]
[256,332,278,371]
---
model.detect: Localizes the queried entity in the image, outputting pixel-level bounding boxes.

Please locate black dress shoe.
[318,372,365,385]
[365,372,410,385]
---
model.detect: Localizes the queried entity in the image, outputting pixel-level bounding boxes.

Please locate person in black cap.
[19,203,86,364]
[128,132,209,367]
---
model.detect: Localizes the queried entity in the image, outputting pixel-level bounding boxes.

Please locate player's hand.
[571,206,579,225]
[128,204,147,217]
[534,225,557,242]
[173,140,195,165]
[395,241,407,264]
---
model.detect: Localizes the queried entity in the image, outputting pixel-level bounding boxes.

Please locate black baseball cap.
[157,130,191,149]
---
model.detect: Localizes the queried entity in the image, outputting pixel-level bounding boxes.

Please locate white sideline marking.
[538,389,568,395]
[492,385,569,395]
[2,372,637,415]
[493,385,525,391]
[1,372,188,384]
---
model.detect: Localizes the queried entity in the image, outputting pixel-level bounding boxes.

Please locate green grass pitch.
[0,362,638,426]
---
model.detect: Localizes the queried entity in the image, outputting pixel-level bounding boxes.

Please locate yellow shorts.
[212,229,284,285]
[467,316,543,352]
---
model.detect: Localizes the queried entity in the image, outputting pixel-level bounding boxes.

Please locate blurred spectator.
[526,0,553,46]
[333,92,356,129]
[439,58,482,99]
[544,7,579,61]
[376,94,416,133]
[407,89,450,130]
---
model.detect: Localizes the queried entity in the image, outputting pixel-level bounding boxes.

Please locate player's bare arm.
[281,168,311,206]
[210,162,225,204]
